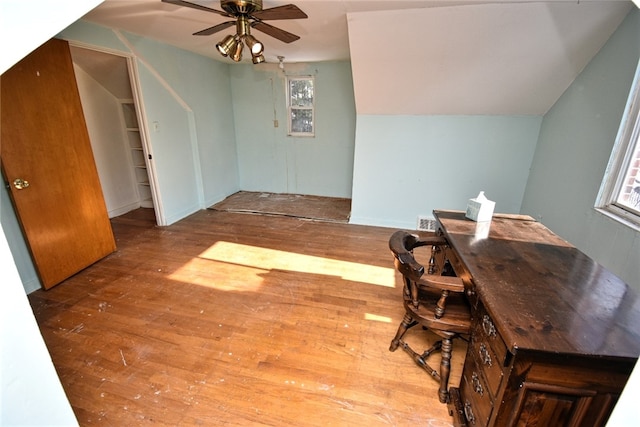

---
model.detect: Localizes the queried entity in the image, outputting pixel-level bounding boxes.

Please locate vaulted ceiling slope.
[348,1,634,115]
[82,0,634,115]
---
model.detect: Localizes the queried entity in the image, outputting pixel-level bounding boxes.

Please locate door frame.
[68,41,166,226]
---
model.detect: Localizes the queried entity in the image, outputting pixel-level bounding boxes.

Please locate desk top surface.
[434,210,640,359]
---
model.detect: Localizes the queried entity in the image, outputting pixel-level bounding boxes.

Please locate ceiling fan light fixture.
[216,34,236,57]
[230,40,243,62]
[168,0,308,65]
[244,34,264,56]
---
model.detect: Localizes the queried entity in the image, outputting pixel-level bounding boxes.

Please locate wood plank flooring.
[28,208,465,426]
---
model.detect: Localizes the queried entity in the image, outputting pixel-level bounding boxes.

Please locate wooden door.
[1,38,116,289]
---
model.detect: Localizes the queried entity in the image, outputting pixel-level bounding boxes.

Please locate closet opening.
[69,45,162,225]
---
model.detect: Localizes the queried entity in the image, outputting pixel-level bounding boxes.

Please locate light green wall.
[135,64,202,223]
[0,185,39,293]
[350,115,542,228]
[56,19,129,52]
[521,9,640,291]
[230,62,356,198]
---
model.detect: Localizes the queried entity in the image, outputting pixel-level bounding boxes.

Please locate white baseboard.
[108,201,141,218]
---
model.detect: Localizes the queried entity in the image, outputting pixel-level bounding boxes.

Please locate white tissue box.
[465,191,495,222]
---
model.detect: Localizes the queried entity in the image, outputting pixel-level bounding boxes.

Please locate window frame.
[286,75,315,137]
[596,57,640,231]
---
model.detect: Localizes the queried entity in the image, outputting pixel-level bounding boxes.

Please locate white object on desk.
[465,191,495,222]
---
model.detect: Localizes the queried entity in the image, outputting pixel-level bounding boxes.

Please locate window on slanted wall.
[287,76,314,137]
[596,58,640,231]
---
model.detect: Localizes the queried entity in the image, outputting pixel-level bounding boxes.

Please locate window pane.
[286,76,314,136]
[291,108,313,133]
[615,134,640,214]
[289,79,314,107]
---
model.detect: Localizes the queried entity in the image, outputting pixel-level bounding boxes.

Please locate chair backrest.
[389,231,424,281]
[389,230,467,316]
[389,230,448,280]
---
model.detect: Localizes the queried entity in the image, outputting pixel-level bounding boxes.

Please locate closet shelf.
[121,101,152,209]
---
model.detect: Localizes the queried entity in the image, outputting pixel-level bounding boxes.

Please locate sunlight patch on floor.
[168,241,396,291]
[168,257,267,291]
[364,313,392,323]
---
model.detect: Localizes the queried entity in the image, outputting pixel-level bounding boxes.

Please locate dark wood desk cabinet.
[433,211,640,427]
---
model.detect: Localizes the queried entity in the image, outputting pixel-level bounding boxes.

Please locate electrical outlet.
[274,119,279,128]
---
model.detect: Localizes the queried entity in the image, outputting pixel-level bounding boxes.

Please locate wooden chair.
[388,230,471,404]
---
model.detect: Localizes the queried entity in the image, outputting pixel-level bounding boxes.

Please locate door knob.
[13,178,30,190]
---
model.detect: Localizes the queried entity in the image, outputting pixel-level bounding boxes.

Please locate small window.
[287,76,314,137]
[596,58,640,230]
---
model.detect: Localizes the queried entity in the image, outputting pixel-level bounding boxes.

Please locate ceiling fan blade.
[161,0,229,17]
[253,21,300,43]
[193,21,235,36]
[251,4,308,21]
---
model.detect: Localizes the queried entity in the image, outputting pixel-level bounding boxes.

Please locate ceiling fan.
[162,0,308,64]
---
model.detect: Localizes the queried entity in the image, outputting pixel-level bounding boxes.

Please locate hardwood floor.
[29,208,465,426]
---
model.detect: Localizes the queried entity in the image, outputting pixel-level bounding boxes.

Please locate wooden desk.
[433,210,640,427]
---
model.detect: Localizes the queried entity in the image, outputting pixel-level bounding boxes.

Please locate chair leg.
[399,340,442,380]
[389,312,416,351]
[420,340,442,361]
[438,337,453,404]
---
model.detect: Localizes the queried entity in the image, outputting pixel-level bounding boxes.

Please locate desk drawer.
[475,303,509,367]
[460,355,492,426]
[470,330,503,397]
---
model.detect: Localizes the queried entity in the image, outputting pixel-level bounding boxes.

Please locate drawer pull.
[472,372,484,396]
[479,343,492,367]
[464,400,476,424]
[482,314,497,338]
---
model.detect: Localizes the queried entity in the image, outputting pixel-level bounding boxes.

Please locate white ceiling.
[77,0,635,115]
